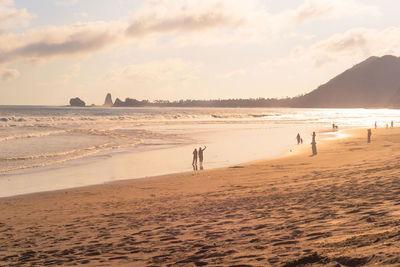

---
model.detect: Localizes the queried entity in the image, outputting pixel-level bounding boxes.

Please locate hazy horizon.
[1,0,399,105]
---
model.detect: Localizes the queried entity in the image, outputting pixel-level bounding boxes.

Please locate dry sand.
[1,128,400,266]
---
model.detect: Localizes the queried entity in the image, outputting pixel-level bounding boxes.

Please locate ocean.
[1,106,399,197]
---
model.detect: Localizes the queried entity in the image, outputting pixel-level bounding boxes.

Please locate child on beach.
[192,148,198,166]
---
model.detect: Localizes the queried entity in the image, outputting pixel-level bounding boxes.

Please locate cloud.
[0,0,384,82]
[126,0,246,37]
[0,21,125,64]
[60,63,80,83]
[255,25,400,96]
[286,0,380,25]
[0,1,263,66]
[56,0,79,7]
[0,68,19,81]
[125,0,274,47]
[73,12,88,19]
[314,29,369,53]
[221,69,246,79]
[260,27,400,72]
[0,0,35,30]
[0,0,382,66]
[107,58,200,82]
[311,27,400,65]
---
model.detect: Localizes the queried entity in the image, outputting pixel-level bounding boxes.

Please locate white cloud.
[107,58,200,82]
[56,0,79,7]
[6,0,375,68]
[311,27,400,65]
[0,0,379,65]
[0,0,35,30]
[0,0,385,84]
[287,0,380,25]
[0,68,19,81]
[127,0,272,46]
[221,69,246,79]
[255,26,400,96]
[60,63,81,83]
[73,12,88,19]
[0,21,126,64]
[127,0,246,36]
[0,1,267,67]
[259,26,400,72]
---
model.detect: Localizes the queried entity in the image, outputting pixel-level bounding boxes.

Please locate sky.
[0,0,399,105]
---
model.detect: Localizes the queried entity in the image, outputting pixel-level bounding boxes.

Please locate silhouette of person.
[391,121,394,128]
[375,121,377,129]
[332,123,335,129]
[367,129,371,143]
[198,146,206,164]
[311,131,317,155]
[192,148,198,166]
[296,133,301,145]
[300,138,303,144]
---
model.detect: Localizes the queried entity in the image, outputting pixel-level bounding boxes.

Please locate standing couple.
[192,146,206,170]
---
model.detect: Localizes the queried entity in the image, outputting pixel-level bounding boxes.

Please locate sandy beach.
[1,127,400,266]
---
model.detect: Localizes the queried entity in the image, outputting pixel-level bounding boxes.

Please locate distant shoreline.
[1,104,399,110]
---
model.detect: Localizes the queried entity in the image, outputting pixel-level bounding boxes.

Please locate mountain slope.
[293,55,400,108]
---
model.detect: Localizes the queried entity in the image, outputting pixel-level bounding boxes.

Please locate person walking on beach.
[311,131,317,156]
[296,133,301,145]
[192,148,198,166]
[391,121,394,128]
[198,146,206,164]
[375,121,377,129]
[367,129,372,143]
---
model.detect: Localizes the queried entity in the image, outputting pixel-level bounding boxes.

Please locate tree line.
[112,97,300,108]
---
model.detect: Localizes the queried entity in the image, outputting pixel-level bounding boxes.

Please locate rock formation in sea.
[69,97,86,107]
[104,93,113,107]
[112,98,149,107]
[113,98,124,107]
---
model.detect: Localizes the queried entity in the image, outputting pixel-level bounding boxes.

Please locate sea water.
[1,106,399,197]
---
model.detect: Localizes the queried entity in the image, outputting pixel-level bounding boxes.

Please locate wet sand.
[0,123,316,198]
[1,128,400,266]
